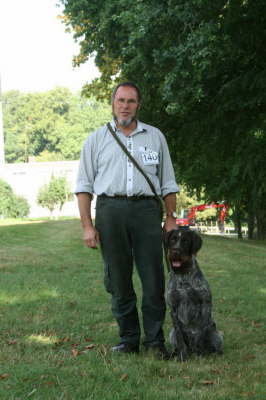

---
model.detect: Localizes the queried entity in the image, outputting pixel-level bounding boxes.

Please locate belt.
[98,194,156,200]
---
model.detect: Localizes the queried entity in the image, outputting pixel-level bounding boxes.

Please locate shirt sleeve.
[157,130,180,197]
[74,134,96,195]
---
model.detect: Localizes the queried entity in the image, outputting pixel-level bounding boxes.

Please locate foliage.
[0,179,13,217]
[59,0,266,238]
[0,179,30,218]
[0,219,265,398]
[176,186,199,215]
[37,175,73,216]
[7,195,31,218]
[2,88,111,163]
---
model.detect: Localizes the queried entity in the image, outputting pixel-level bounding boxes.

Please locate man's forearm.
[77,192,99,249]
[163,192,177,215]
[77,192,94,229]
[163,192,177,231]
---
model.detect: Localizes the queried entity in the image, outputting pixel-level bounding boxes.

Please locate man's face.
[112,86,139,127]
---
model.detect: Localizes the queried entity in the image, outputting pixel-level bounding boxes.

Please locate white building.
[0,160,96,218]
[0,161,82,218]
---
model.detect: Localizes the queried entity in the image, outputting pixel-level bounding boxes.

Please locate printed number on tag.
[141,150,159,165]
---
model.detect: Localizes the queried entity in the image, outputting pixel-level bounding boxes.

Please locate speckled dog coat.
[165,228,223,360]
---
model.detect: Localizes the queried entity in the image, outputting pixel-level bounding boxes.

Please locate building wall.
[0,161,96,218]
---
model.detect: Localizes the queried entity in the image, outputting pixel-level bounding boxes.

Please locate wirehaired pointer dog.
[164,227,223,361]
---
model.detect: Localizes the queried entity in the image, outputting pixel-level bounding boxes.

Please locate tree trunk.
[256,208,266,240]
[235,214,243,239]
[247,210,255,240]
[232,207,243,239]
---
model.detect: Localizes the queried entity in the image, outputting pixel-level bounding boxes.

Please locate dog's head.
[164,227,202,270]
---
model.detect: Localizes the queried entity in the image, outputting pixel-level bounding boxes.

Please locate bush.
[37,175,73,216]
[9,195,30,218]
[0,179,30,218]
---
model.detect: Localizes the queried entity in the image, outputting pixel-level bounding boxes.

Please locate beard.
[116,117,135,127]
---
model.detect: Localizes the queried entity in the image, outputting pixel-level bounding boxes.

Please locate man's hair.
[112,82,141,103]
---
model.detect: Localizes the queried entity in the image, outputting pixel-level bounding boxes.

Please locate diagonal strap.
[107,123,158,198]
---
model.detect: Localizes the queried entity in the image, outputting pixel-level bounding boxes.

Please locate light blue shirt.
[75,119,179,198]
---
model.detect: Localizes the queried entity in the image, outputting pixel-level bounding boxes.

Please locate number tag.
[140,147,159,165]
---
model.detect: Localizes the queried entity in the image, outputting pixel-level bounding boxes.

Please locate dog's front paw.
[169,349,189,362]
[169,328,189,361]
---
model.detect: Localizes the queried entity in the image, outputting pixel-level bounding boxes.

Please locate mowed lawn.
[0,219,265,400]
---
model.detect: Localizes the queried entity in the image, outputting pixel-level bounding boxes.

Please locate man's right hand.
[83,226,100,249]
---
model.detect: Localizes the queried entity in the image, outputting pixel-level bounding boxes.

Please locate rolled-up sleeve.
[158,131,179,197]
[74,135,96,195]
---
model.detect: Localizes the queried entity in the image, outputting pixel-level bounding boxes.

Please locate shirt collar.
[110,118,146,135]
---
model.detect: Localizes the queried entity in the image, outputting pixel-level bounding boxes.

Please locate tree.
[59,0,266,238]
[53,95,111,160]
[2,88,111,163]
[37,175,73,217]
[176,186,198,216]
[0,179,30,218]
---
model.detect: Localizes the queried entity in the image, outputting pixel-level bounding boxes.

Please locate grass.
[0,218,265,400]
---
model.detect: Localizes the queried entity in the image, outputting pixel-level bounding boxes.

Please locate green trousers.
[95,196,166,347]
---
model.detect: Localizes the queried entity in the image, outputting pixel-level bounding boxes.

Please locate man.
[75,82,179,359]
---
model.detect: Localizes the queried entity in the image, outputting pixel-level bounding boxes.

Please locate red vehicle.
[176,203,229,227]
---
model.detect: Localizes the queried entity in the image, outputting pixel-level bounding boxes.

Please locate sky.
[0,0,100,93]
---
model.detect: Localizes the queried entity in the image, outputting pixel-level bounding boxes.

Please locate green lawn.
[0,219,265,400]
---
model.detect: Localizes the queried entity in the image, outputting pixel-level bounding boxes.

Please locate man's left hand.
[163,216,177,232]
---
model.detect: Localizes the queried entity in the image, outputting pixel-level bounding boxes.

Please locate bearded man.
[75,82,179,359]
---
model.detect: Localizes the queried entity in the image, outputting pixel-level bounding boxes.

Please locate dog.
[164,227,223,360]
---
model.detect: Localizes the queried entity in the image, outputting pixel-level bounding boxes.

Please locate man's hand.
[83,226,100,249]
[163,216,177,232]
[163,193,177,232]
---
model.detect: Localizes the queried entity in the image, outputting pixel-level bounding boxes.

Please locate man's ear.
[191,231,202,254]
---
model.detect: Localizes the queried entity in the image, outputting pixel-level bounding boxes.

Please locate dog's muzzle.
[169,251,191,269]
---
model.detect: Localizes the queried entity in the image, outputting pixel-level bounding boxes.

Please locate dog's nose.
[171,249,181,257]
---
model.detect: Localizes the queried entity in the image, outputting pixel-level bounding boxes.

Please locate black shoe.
[144,344,171,360]
[111,343,139,354]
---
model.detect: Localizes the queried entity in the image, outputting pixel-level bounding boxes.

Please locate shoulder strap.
[107,122,158,198]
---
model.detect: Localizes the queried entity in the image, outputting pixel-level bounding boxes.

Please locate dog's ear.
[191,231,202,254]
